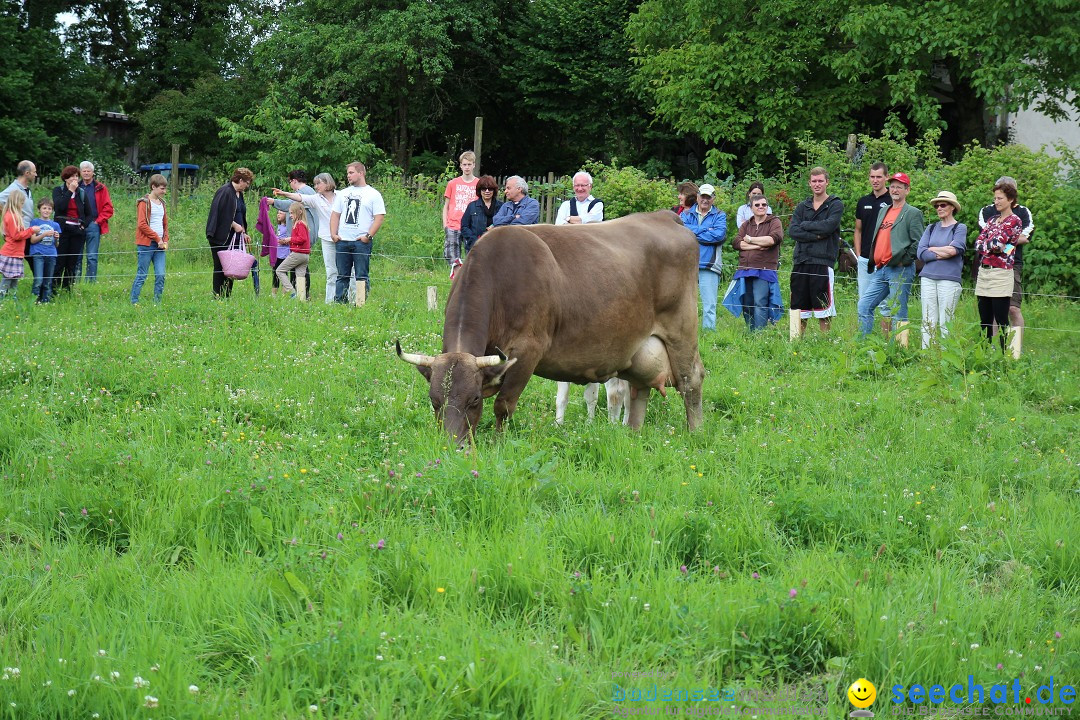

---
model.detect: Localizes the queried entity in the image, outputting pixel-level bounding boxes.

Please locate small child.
[275,202,310,299]
[130,174,169,304]
[1,191,47,300]
[271,209,291,295]
[29,197,61,303]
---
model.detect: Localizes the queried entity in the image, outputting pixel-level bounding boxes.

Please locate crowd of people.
[0,152,1034,355]
[671,166,1030,356]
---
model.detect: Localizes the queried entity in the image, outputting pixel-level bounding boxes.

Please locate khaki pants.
[276,252,308,295]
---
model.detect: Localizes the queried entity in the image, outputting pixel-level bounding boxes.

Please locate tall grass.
[0,188,1076,719]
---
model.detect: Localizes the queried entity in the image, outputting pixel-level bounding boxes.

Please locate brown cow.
[397,210,705,444]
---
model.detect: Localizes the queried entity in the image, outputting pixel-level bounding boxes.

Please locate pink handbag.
[219,233,254,280]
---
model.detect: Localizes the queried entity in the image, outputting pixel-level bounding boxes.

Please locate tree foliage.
[0,1,95,171]
[216,91,387,181]
[628,0,863,174]
[137,74,261,163]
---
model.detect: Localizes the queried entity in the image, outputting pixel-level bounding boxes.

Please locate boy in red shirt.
[442,150,478,273]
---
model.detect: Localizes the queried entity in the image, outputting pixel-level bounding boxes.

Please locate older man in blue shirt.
[492,175,540,226]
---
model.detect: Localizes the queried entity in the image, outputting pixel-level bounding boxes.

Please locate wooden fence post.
[845,134,858,160]
[170,144,180,218]
[474,117,483,173]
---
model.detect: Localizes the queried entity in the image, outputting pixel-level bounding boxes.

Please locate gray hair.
[80,161,95,172]
[508,175,528,194]
[573,171,593,185]
[995,175,1017,190]
[313,172,336,191]
[16,160,34,177]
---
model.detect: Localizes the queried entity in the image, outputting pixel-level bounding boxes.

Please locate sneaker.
[449,258,464,280]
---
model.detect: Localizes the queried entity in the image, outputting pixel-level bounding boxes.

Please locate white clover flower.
[438,656,446,661]
[189,685,200,695]
[1035,665,1042,671]
[144,695,159,709]
[150,663,160,672]
[43,680,52,687]
[109,671,120,681]
[960,525,969,531]
[970,643,980,650]
[643,603,651,612]
[880,615,888,621]
[134,675,150,689]
[97,649,107,657]
[375,655,383,661]
[58,658,66,665]
[92,714,99,719]
[68,689,76,697]
[93,675,102,682]
[309,704,319,713]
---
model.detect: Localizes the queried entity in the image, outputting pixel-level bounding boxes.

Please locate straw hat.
[929,190,961,213]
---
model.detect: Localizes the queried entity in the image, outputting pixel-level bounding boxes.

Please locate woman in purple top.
[916,191,967,348]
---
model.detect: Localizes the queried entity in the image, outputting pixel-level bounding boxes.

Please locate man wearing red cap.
[858,172,925,342]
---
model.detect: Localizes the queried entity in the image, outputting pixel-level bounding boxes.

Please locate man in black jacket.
[787,167,844,337]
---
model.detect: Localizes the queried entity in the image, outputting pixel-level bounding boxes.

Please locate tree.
[0,1,96,171]
[831,0,1080,149]
[628,0,864,174]
[252,0,492,169]
[216,91,387,180]
[136,74,261,164]
[503,0,668,172]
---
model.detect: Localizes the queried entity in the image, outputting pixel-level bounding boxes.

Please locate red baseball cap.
[889,172,911,186]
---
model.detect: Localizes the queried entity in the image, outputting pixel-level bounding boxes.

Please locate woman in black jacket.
[206,167,254,297]
[459,175,503,255]
[53,165,93,291]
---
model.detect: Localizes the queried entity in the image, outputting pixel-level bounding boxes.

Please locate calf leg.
[555,381,571,425]
[583,382,599,422]
[606,378,629,425]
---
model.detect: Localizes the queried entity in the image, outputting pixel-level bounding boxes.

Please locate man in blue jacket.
[492,176,540,226]
[680,183,727,330]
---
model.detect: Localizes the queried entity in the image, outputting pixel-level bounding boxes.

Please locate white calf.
[555,379,630,425]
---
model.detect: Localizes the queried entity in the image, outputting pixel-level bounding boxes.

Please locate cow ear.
[414,365,432,382]
[480,357,517,397]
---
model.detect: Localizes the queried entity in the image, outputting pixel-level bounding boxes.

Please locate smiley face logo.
[848,678,877,709]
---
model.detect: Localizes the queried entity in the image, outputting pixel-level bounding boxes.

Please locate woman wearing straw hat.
[916,190,968,348]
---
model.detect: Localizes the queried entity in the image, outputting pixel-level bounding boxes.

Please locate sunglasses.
[752,203,768,208]
[933,203,951,209]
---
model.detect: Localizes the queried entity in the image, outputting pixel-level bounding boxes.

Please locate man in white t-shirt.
[330,161,386,303]
[442,150,477,270]
[554,171,603,226]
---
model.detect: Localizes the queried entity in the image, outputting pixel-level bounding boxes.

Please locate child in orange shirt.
[1,192,48,300]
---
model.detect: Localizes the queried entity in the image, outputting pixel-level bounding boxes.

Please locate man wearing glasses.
[492,176,540,227]
[555,171,603,226]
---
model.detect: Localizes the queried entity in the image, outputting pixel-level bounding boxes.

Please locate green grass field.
[0,187,1077,718]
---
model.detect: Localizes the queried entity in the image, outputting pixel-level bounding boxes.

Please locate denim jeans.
[30,254,57,302]
[130,242,166,303]
[857,255,891,318]
[858,263,915,335]
[698,269,720,330]
[335,239,372,302]
[81,221,100,281]
[742,276,772,331]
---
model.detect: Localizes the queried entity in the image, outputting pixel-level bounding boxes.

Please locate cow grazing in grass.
[397,210,705,445]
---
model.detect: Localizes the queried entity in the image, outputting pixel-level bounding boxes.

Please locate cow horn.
[475,347,508,368]
[396,340,434,367]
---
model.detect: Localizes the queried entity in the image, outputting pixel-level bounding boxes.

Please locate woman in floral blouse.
[973,181,1023,351]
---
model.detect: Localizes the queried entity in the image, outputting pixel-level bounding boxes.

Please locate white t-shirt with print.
[331,184,386,241]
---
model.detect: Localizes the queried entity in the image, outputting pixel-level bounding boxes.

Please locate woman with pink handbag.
[206,167,255,298]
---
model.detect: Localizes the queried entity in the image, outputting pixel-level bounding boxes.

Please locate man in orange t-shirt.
[442,150,478,270]
[858,172,925,337]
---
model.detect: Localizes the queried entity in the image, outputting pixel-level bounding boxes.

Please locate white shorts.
[800,267,836,319]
